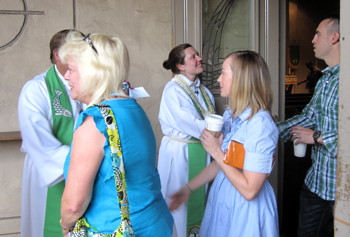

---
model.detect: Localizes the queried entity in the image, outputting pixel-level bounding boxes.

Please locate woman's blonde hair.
[59,32,130,105]
[226,50,272,119]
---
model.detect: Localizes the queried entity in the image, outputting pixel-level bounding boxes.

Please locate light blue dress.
[200,108,279,237]
[64,99,173,236]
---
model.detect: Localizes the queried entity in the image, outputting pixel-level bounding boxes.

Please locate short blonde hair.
[226,50,272,119]
[59,32,130,105]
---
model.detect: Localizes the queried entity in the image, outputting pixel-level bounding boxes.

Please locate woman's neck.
[181,73,196,82]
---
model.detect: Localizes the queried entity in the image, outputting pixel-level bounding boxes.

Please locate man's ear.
[52,50,60,63]
[331,32,340,44]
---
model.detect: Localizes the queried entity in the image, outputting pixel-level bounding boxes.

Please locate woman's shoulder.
[242,110,276,132]
[164,79,179,90]
[245,110,278,136]
[76,105,110,136]
[251,110,274,122]
[82,105,102,117]
[161,80,188,98]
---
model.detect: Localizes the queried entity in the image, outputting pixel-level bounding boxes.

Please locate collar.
[176,74,200,88]
[225,107,252,123]
[322,64,339,75]
[236,107,252,121]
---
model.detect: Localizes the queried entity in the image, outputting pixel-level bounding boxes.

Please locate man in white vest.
[18,29,83,237]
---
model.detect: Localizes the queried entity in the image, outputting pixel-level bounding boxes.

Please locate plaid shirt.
[277,65,339,200]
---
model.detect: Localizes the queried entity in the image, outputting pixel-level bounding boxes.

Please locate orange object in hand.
[223,141,245,169]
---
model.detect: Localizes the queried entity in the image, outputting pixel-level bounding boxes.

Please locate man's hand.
[290,126,315,144]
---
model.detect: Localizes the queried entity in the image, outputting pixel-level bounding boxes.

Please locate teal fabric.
[64,99,173,236]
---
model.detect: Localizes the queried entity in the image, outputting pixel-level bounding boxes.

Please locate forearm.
[216,158,267,200]
[209,143,267,200]
[60,191,91,229]
[188,161,220,190]
[168,162,219,211]
[277,111,314,142]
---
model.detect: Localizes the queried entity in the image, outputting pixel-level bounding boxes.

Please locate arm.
[18,78,71,186]
[289,79,338,156]
[60,116,105,231]
[277,96,318,142]
[169,160,220,211]
[290,122,338,156]
[200,130,267,200]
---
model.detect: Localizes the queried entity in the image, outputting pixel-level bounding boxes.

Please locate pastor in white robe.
[157,74,215,237]
[18,66,82,237]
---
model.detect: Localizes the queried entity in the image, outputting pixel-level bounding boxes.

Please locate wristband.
[313,131,321,144]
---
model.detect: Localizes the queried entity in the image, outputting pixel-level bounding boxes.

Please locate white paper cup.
[205,114,224,137]
[293,139,307,157]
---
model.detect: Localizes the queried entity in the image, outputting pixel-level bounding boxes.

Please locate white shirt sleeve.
[18,73,78,187]
[159,81,209,139]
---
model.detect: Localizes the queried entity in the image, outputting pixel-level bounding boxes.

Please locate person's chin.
[70,94,78,100]
[220,91,229,98]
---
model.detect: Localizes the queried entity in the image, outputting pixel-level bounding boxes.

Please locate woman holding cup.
[158,43,216,236]
[169,50,279,236]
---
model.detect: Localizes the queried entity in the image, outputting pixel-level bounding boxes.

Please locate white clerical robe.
[18,66,82,237]
[157,74,215,237]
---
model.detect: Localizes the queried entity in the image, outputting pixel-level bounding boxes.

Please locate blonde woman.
[170,50,279,236]
[59,32,173,236]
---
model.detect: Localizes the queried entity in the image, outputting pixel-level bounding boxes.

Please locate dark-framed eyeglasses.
[83,33,98,55]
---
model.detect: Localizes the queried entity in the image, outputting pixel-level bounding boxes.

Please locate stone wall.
[0,0,172,235]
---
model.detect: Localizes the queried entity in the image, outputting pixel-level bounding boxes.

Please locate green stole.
[173,75,215,236]
[44,66,74,237]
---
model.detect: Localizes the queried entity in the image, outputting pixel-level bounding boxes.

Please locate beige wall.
[0,141,23,236]
[0,0,172,236]
[335,0,350,235]
[0,0,172,141]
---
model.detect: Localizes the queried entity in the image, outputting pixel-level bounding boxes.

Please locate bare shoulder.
[75,116,102,137]
[72,116,105,159]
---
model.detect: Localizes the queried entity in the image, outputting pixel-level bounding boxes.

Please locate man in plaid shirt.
[277,15,340,237]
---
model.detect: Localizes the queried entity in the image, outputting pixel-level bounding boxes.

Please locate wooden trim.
[0,131,21,141]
